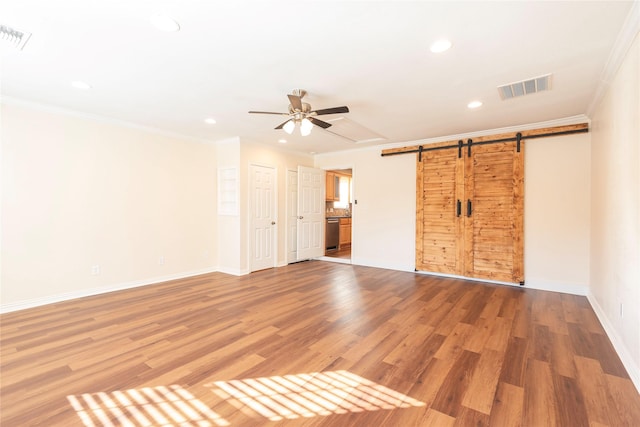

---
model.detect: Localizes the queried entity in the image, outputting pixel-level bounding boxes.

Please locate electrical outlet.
[91,265,100,276]
[158,256,165,265]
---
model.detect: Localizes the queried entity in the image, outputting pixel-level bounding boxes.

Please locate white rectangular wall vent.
[0,24,32,51]
[498,74,552,100]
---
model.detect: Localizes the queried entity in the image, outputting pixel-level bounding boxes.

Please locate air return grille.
[0,24,32,50]
[498,74,552,100]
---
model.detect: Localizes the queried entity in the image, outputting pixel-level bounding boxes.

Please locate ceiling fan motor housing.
[289,102,312,115]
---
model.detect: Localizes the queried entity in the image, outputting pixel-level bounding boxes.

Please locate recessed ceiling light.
[278,139,287,144]
[204,118,217,124]
[71,81,91,90]
[430,39,452,53]
[467,100,483,109]
[150,14,180,32]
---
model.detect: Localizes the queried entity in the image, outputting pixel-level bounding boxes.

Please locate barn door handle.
[456,200,461,217]
[466,199,472,217]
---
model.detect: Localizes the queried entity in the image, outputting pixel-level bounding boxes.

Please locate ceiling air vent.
[0,24,32,50]
[498,74,552,100]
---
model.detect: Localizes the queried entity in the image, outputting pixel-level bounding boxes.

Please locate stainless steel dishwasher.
[326,218,339,251]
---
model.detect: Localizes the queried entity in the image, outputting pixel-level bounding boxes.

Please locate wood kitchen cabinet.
[326,170,352,203]
[326,172,335,201]
[339,217,351,248]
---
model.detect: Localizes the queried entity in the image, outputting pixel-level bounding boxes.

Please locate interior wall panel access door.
[416,141,524,283]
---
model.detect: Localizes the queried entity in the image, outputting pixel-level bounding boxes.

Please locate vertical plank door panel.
[416,148,464,275]
[464,141,524,283]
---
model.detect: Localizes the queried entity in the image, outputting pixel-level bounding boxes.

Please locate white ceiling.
[0,1,634,154]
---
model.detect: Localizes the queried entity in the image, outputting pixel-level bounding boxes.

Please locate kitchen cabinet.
[339,217,351,248]
[326,172,335,201]
[326,170,353,204]
[415,140,524,283]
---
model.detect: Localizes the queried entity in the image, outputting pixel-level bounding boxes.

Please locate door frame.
[285,168,298,264]
[319,164,355,263]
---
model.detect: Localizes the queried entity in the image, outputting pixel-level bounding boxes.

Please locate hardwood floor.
[1,261,639,426]
[325,246,351,260]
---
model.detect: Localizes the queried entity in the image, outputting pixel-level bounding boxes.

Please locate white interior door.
[250,165,276,272]
[297,166,325,260]
[287,169,298,264]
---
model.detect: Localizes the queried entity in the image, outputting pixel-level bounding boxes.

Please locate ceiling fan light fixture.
[300,118,313,136]
[283,120,295,135]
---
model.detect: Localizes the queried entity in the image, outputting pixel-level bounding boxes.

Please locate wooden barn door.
[416,148,464,274]
[416,141,524,283]
[464,141,524,283]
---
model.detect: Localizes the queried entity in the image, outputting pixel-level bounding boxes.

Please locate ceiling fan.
[249,89,349,136]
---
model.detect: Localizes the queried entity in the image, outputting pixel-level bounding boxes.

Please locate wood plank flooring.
[1,261,639,426]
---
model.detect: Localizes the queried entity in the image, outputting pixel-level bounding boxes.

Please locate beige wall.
[589,33,639,386]
[524,133,591,294]
[1,102,217,309]
[315,147,417,271]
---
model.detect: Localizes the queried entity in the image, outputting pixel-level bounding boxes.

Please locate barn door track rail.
[381,123,589,161]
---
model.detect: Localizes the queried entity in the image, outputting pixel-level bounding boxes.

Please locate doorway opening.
[324,168,352,263]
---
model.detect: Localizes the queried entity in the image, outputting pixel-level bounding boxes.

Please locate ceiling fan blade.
[249,111,289,115]
[288,94,303,111]
[308,117,332,129]
[311,106,350,115]
[274,120,292,130]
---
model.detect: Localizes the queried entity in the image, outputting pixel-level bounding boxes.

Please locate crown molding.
[0,95,218,145]
[587,1,640,116]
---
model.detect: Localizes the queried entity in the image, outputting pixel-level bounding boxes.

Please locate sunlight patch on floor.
[206,370,425,422]
[67,370,423,425]
[67,384,229,427]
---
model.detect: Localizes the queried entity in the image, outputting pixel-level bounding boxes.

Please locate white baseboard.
[587,293,640,393]
[317,256,352,265]
[216,266,249,276]
[350,257,415,273]
[523,278,588,296]
[0,268,218,314]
